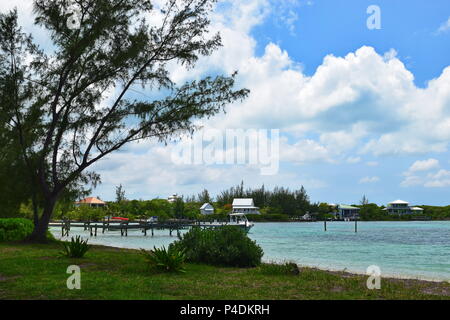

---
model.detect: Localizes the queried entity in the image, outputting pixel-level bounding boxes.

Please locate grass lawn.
[1,242,449,300]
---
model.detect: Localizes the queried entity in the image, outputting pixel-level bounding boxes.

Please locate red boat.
[111,217,129,221]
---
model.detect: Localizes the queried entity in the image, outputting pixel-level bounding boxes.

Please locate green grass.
[0,242,449,300]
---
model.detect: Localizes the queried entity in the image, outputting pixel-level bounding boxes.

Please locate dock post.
[355,219,358,233]
[324,220,327,232]
[151,227,154,237]
[95,225,98,237]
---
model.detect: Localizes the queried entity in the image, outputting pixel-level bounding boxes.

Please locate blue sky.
[4,0,450,206]
[254,0,450,87]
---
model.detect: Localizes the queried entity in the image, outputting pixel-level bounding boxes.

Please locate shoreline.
[49,226,450,284]
[89,242,450,284]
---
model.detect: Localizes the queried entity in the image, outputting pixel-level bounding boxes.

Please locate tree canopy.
[0,0,248,241]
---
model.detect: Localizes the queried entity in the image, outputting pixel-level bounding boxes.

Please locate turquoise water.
[50,221,450,281]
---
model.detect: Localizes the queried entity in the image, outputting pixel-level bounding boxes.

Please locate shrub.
[171,226,263,268]
[0,218,34,242]
[61,236,90,258]
[140,246,186,273]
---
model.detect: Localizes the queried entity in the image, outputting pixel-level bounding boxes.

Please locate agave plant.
[140,246,186,273]
[61,236,90,258]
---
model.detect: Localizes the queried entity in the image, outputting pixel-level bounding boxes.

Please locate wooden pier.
[49,219,228,238]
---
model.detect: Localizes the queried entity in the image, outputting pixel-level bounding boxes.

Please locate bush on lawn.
[171,226,263,268]
[60,236,90,258]
[140,246,186,273]
[0,218,34,242]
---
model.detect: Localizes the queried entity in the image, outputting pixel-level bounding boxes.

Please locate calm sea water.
[50,221,450,281]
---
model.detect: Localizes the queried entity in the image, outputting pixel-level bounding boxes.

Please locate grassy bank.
[0,242,449,300]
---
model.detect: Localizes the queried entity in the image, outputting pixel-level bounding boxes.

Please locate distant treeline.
[186,181,312,216]
[10,182,450,222]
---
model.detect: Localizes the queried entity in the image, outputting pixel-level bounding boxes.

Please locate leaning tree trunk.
[27,197,56,243]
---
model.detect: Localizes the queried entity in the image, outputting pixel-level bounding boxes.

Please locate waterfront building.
[232,199,261,215]
[386,200,424,215]
[75,197,107,208]
[336,204,360,220]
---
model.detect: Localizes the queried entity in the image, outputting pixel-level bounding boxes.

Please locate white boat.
[228,213,254,232]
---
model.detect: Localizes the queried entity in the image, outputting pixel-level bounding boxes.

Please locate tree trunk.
[27,197,56,243]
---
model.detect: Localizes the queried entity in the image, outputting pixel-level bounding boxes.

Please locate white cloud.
[437,17,450,34]
[424,170,450,188]
[359,176,380,184]
[408,159,440,172]
[280,138,332,164]
[401,159,450,188]
[366,161,378,167]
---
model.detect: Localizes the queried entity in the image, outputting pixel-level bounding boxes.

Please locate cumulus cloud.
[401,159,450,188]
[424,170,450,188]
[408,159,440,172]
[204,42,450,160]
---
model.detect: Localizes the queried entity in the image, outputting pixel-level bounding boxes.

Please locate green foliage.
[0,218,34,242]
[171,226,263,268]
[60,236,90,258]
[173,198,185,219]
[1,0,248,241]
[140,246,186,273]
[258,262,300,276]
[358,203,387,221]
[62,205,106,222]
[215,182,311,216]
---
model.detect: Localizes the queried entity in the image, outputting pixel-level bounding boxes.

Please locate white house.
[386,200,423,215]
[200,203,215,215]
[167,194,180,203]
[232,199,261,215]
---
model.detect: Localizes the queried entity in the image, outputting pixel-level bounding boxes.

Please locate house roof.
[75,197,106,205]
[389,200,409,205]
[338,204,360,210]
[232,199,255,207]
[410,207,424,211]
[200,203,213,210]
